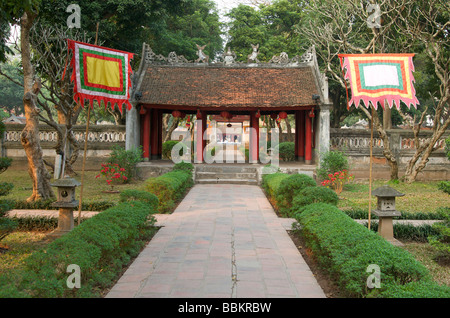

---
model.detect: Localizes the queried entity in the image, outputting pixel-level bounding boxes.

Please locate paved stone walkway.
[106,184,325,298]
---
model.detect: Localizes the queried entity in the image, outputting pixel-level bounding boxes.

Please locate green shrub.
[0,157,12,173]
[380,280,450,298]
[277,142,295,161]
[107,145,143,179]
[316,150,349,181]
[438,181,450,194]
[145,170,193,213]
[120,189,158,210]
[428,207,450,261]
[7,201,157,297]
[12,199,114,211]
[261,172,290,205]
[0,183,15,243]
[162,140,187,160]
[290,186,339,217]
[295,203,433,297]
[276,174,316,214]
[172,162,194,173]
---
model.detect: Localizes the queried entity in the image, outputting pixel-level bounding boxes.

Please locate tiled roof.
[138,65,319,109]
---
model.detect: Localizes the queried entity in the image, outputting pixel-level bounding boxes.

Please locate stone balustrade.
[1,124,448,179]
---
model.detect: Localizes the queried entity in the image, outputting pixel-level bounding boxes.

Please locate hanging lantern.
[220,111,229,119]
[172,110,182,118]
[186,116,191,128]
[255,109,261,118]
[139,106,146,115]
[270,113,278,120]
[279,111,287,119]
[309,109,315,118]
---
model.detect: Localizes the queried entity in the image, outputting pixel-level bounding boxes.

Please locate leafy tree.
[148,0,223,60]
[296,0,449,182]
[0,59,23,115]
[225,0,305,62]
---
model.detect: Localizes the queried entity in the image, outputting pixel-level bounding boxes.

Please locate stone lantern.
[47,178,81,239]
[371,185,404,245]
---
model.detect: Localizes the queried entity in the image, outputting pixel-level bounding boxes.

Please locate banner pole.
[368,105,374,230]
[77,22,99,226]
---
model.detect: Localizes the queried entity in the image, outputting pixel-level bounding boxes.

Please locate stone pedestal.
[47,177,81,239]
[47,207,76,239]
[372,210,402,245]
[371,185,405,246]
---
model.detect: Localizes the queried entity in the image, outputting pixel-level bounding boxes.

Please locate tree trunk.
[164,117,180,142]
[285,117,293,142]
[361,105,399,181]
[20,11,55,201]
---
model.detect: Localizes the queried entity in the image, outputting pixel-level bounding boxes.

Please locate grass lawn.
[1,169,147,204]
[338,179,450,214]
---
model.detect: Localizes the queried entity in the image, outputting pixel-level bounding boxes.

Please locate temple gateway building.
[125,43,332,166]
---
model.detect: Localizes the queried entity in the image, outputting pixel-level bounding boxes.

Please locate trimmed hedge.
[0,200,157,297]
[295,203,450,298]
[277,142,295,161]
[120,189,159,210]
[290,186,339,217]
[261,172,290,208]
[144,163,194,213]
[262,172,317,216]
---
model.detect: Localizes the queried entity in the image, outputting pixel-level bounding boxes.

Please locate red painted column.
[250,111,259,163]
[196,115,204,163]
[142,108,150,160]
[157,110,163,159]
[298,110,305,159]
[305,110,312,164]
[150,108,159,160]
[202,111,207,158]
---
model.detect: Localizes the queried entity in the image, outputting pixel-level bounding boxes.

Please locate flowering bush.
[321,170,354,194]
[95,163,128,191]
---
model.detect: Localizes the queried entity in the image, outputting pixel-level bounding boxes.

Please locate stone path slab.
[106,184,325,298]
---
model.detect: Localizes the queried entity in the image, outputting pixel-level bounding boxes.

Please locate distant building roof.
[3,114,26,124]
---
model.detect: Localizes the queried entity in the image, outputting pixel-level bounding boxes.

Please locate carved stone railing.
[330,128,448,162]
[1,124,126,158]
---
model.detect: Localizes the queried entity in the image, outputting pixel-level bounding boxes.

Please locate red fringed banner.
[67,39,134,113]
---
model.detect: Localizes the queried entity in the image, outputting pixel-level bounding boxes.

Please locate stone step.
[196,178,258,185]
[194,165,258,173]
[195,171,257,180]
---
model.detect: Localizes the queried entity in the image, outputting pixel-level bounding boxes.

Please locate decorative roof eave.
[138,104,317,112]
[130,43,330,109]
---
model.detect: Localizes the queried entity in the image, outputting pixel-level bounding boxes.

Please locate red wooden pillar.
[295,110,305,161]
[196,114,206,163]
[157,110,163,159]
[150,108,159,160]
[202,111,207,158]
[250,111,259,163]
[305,110,313,164]
[142,108,151,160]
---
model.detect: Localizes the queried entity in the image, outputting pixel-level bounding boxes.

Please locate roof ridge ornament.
[300,45,316,63]
[247,44,260,64]
[195,44,209,63]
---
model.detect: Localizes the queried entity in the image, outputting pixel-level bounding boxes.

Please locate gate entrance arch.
[126,44,332,165]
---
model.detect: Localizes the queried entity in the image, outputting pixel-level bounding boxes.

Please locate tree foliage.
[226,0,305,62]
